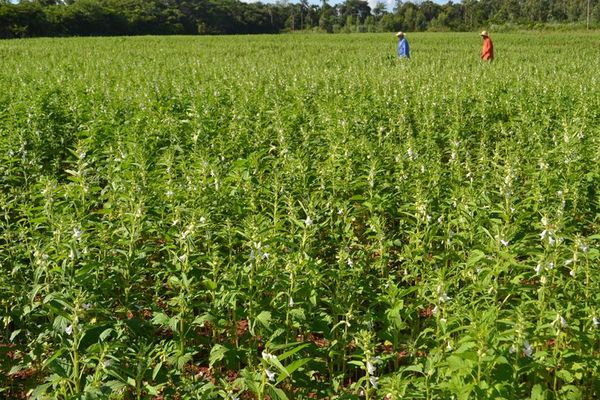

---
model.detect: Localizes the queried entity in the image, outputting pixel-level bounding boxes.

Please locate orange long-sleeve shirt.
[481,37,494,61]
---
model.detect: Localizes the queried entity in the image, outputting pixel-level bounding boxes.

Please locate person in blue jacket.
[396,31,410,58]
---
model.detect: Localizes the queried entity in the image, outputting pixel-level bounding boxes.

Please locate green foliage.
[1,32,600,399]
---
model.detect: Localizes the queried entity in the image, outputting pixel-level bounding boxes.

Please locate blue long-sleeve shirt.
[398,38,410,58]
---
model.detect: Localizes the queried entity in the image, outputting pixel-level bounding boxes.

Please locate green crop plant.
[1,32,599,399]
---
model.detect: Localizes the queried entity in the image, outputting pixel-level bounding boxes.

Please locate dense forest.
[0,0,599,38]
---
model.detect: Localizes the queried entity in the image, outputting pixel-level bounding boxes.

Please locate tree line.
[1,0,599,39]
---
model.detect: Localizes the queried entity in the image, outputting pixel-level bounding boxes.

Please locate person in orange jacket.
[480,31,494,61]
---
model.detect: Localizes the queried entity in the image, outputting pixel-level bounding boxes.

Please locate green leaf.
[467,250,487,266]
[144,382,160,396]
[255,311,271,329]
[267,386,289,400]
[42,348,65,368]
[531,384,546,400]
[9,329,21,341]
[278,343,310,362]
[152,362,163,380]
[79,325,111,351]
[9,364,24,375]
[347,360,365,368]
[99,328,113,342]
[209,344,228,367]
[203,279,217,290]
[151,312,170,326]
[556,369,574,383]
[447,355,473,373]
[192,313,214,327]
[29,383,53,400]
[177,353,193,370]
[455,341,477,354]
[103,380,127,392]
[275,358,311,384]
[404,364,423,374]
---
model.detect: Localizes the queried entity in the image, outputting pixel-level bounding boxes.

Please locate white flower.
[540,230,547,240]
[262,351,276,361]
[546,262,554,270]
[369,375,378,389]
[262,252,269,260]
[569,269,575,277]
[78,151,86,159]
[367,361,376,375]
[541,216,548,226]
[593,317,599,328]
[265,369,276,382]
[446,341,452,351]
[288,297,294,307]
[500,239,509,247]
[548,236,555,246]
[580,244,588,253]
[432,305,438,315]
[347,258,353,267]
[407,148,414,158]
[73,228,82,240]
[83,303,92,310]
[337,208,344,215]
[178,254,187,263]
[304,216,313,226]
[166,190,174,197]
[534,263,543,274]
[558,315,567,328]
[181,225,194,240]
[523,341,533,358]
[65,325,73,335]
[438,292,451,303]
[199,216,206,224]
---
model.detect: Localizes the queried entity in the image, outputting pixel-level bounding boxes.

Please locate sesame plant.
[1,32,599,399]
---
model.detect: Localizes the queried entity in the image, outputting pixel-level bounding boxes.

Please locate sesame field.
[1,32,600,399]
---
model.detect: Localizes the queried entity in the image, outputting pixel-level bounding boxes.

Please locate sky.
[240,0,449,11]
[6,0,449,11]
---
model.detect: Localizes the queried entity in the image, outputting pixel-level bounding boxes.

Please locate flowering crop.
[1,32,599,399]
